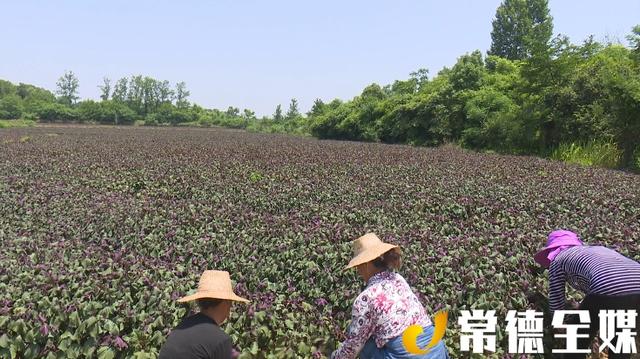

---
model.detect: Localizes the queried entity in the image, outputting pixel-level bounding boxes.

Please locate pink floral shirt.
[331,271,432,359]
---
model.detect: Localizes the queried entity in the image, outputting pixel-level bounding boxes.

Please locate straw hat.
[177,270,249,303]
[345,233,399,270]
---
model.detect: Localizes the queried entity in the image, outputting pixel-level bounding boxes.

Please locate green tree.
[12,82,56,116]
[146,103,194,125]
[100,100,139,125]
[103,100,137,125]
[98,77,111,101]
[127,75,144,114]
[0,95,24,119]
[0,80,16,98]
[112,78,128,103]
[77,100,104,122]
[33,102,78,122]
[226,106,240,117]
[15,83,55,103]
[574,45,640,167]
[519,35,583,152]
[242,109,256,128]
[307,99,326,118]
[156,80,174,105]
[242,109,256,121]
[273,104,283,121]
[375,94,424,144]
[489,0,553,60]
[56,70,80,106]
[285,98,300,121]
[430,51,487,142]
[140,76,159,115]
[175,82,190,109]
[309,100,352,139]
[388,79,417,95]
[628,25,640,63]
[410,68,430,90]
[463,88,521,151]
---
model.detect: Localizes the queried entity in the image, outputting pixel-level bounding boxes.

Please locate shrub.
[77,100,103,123]
[196,109,249,129]
[32,102,78,122]
[146,104,195,125]
[0,95,24,119]
[102,101,138,125]
[21,112,38,121]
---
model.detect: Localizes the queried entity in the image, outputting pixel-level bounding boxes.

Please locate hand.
[566,300,580,310]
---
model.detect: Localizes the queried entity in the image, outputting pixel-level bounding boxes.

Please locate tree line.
[1,0,639,168]
[0,72,307,132]
[2,73,196,126]
[307,0,640,168]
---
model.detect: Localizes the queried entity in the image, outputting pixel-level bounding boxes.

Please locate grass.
[0,119,37,128]
[551,141,622,169]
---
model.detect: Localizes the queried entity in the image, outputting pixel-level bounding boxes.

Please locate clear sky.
[2,0,639,116]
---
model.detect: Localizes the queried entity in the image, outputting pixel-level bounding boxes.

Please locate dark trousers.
[558,294,640,359]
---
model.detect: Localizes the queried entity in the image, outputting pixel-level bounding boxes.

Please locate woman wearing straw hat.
[159,270,249,359]
[331,233,450,359]
[534,230,640,359]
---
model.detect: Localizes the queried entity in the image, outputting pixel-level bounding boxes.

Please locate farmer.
[159,270,249,359]
[331,233,450,359]
[534,229,640,359]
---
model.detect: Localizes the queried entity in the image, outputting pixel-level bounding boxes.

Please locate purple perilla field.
[1,126,638,358]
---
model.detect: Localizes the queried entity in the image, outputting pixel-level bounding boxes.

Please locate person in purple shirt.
[534,230,640,359]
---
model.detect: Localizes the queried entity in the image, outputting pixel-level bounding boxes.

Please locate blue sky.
[2,0,639,116]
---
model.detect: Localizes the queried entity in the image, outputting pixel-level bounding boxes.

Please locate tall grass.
[0,119,36,128]
[551,141,622,169]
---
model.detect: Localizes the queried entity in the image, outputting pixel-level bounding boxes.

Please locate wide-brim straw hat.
[177,270,249,303]
[345,233,399,270]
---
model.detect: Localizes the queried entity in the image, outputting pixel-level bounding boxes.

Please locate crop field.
[1,126,639,358]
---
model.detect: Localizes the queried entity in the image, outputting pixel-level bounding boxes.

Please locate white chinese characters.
[458,310,497,353]
[599,310,638,354]
[458,309,638,354]
[506,310,544,354]
[551,310,591,354]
